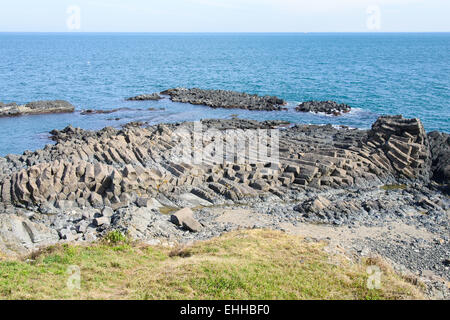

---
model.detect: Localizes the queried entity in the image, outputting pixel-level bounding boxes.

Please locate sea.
[0,32,449,156]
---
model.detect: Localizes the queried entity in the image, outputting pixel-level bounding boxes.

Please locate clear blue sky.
[1,0,449,32]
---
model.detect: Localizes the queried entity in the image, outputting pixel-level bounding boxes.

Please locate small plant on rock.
[103,230,129,245]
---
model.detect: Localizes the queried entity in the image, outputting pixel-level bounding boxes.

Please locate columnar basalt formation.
[160,88,287,111]
[0,116,439,213]
[366,115,431,181]
[0,100,75,117]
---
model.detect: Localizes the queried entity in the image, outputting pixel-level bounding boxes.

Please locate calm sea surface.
[0,33,449,156]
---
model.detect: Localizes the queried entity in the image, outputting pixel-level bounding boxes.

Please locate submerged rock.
[80,107,137,115]
[126,93,162,101]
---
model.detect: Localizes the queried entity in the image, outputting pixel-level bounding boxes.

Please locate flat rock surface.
[126,93,162,101]
[295,100,351,116]
[0,100,75,117]
[161,88,287,111]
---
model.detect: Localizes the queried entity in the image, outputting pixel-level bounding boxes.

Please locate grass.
[102,230,130,245]
[158,206,179,215]
[0,229,423,300]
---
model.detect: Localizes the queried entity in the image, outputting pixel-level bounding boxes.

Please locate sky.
[0,0,449,32]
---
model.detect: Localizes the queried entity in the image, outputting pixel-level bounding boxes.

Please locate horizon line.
[1,31,450,34]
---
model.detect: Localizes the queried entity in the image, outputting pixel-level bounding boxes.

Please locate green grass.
[102,231,130,245]
[158,206,179,215]
[0,229,423,300]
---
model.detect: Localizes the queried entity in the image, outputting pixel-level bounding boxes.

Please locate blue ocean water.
[0,33,449,156]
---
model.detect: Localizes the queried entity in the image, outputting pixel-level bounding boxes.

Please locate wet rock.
[161,88,286,111]
[0,100,75,117]
[80,107,136,115]
[295,100,351,116]
[126,93,162,101]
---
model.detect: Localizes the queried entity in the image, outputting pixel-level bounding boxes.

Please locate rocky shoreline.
[0,112,449,298]
[0,100,75,117]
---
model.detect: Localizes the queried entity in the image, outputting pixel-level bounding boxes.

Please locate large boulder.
[367,115,431,181]
[112,207,154,239]
[0,214,59,256]
[170,208,202,232]
[294,196,331,214]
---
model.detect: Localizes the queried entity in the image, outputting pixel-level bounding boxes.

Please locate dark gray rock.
[295,101,351,116]
[428,131,450,185]
[0,100,74,117]
[161,88,286,111]
[126,93,162,101]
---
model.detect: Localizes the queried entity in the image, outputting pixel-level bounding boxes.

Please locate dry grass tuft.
[169,246,193,258]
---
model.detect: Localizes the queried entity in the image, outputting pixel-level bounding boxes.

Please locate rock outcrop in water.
[160,88,287,111]
[295,101,351,116]
[0,100,75,117]
[126,93,162,101]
